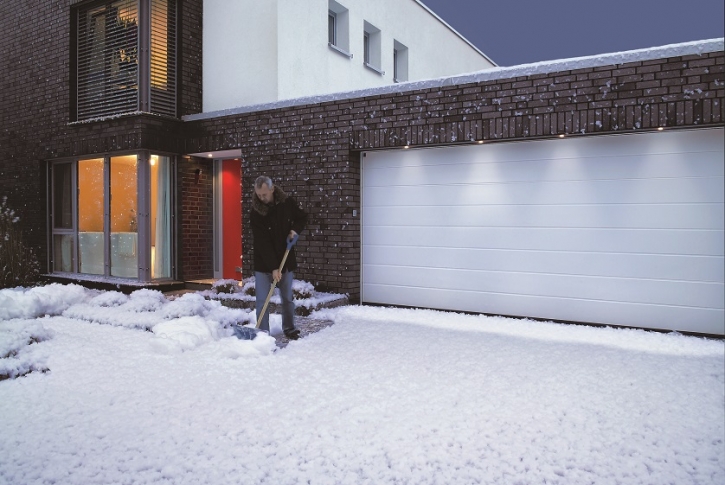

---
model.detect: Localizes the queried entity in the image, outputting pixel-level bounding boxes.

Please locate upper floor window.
[72,0,177,121]
[328,10,336,45]
[363,21,383,75]
[328,0,351,58]
[393,40,408,82]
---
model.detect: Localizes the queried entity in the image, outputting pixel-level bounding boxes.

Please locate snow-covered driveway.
[1,303,723,485]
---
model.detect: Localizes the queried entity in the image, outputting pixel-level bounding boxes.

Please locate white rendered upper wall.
[203,0,495,113]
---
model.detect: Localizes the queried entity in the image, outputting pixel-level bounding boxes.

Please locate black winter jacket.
[251,186,308,273]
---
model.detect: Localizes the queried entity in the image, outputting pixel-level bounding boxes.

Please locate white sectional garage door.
[361,128,724,335]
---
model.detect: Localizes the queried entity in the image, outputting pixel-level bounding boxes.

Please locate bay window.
[49,152,174,281]
[73,0,177,121]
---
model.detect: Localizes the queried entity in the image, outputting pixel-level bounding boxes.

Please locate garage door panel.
[362,284,725,335]
[364,203,724,230]
[362,128,725,334]
[363,264,722,309]
[366,130,722,170]
[363,245,725,283]
[364,176,724,207]
[363,225,723,256]
[364,151,724,188]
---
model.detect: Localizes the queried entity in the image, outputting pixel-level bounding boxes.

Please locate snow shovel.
[233,234,299,341]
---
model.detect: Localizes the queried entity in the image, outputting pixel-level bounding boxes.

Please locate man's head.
[254,175,275,204]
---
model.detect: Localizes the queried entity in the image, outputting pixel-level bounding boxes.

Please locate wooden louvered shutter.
[149,0,177,117]
[75,0,176,121]
[77,0,139,121]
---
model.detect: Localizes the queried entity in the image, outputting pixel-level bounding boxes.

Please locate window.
[49,153,174,281]
[328,11,336,45]
[393,40,408,82]
[363,21,383,75]
[328,0,351,57]
[73,0,177,121]
[363,32,370,64]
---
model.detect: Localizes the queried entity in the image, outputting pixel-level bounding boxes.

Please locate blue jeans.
[255,271,295,333]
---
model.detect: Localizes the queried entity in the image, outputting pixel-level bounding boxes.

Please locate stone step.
[217,294,349,316]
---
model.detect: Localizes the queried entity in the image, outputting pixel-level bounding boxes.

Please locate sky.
[420,0,725,66]
[1,284,724,484]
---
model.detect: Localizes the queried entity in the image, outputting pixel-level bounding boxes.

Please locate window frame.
[328,0,352,58]
[363,21,384,75]
[71,0,178,122]
[393,40,408,82]
[328,10,336,45]
[47,150,177,282]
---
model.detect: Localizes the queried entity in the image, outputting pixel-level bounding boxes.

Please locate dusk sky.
[419,0,725,66]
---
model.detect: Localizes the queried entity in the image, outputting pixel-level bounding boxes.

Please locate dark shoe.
[284,328,301,340]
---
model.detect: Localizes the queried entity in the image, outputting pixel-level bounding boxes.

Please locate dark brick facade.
[178,156,213,281]
[0,0,202,275]
[184,51,724,301]
[1,1,722,301]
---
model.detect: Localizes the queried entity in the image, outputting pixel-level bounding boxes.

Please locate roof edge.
[183,38,724,123]
[412,0,498,66]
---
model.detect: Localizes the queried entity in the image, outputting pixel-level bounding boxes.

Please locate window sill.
[328,43,353,59]
[68,110,179,125]
[364,62,385,76]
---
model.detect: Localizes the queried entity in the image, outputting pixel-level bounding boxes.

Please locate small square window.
[328,0,350,56]
[363,21,383,74]
[363,32,370,64]
[394,40,408,82]
[328,11,336,45]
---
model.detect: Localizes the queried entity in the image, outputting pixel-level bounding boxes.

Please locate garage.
[361,128,724,335]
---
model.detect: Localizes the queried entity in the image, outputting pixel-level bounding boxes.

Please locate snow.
[203,277,346,313]
[1,284,724,484]
[183,38,724,122]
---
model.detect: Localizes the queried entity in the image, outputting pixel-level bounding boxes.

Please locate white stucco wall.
[203,0,278,112]
[203,0,496,113]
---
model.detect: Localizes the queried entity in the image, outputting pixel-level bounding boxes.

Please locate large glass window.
[50,153,174,281]
[52,163,75,273]
[150,155,172,279]
[78,158,105,275]
[110,155,138,277]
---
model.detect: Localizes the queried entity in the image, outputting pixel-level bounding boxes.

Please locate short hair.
[254,175,273,190]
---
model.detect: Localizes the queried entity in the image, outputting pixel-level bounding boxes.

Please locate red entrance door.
[220,159,242,279]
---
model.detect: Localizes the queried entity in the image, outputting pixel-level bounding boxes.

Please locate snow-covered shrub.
[0,197,40,289]
[0,284,92,320]
[87,290,129,308]
[0,320,53,380]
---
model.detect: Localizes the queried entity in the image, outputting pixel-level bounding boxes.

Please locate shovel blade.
[232,325,259,340]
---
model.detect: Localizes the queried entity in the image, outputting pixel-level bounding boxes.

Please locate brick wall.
[178,157,213,280]
[184,51,724,302]
[1,1,722,300]
[0,0,202,270]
